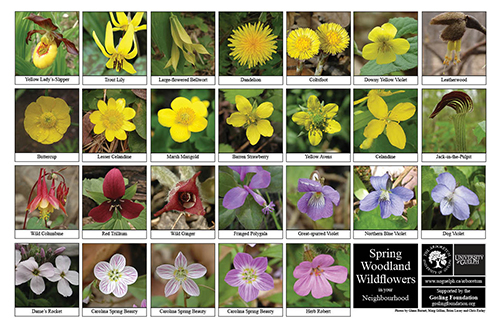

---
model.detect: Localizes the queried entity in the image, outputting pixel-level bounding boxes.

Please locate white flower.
[47,255,79,297]
[94,253,138,298]
[15,250,21,270]
[16,257,55,295]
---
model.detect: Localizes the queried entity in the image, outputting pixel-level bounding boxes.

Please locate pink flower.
[47,255,79,297]
[293,254,347,299]
[15,257,55,295]
[27,168,60,218]
[156,252,207,297]
[93,253,138,298]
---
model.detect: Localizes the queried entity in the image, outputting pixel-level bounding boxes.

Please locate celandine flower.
[94,253,138,298]
[316,23,350,55]
[89,98,137,142]
[156,252,207,297]
[47,255,79,297]
[224,252,274,302]
[362,23,410,64]
[24,96,71,145]
[287,28,320,60]
[15,257,55,295]
[293,254,347,299]
[223,167,271,209]
[431,172,479,220]
[297,176,340,221]
[360,173,414,219]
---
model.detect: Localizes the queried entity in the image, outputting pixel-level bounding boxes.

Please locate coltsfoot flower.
[287,28,320,60]
[94,253,138,298]
[362,23,410,64]
[89,98,137,142]
[24,96,71,145]
[316,23,350,55]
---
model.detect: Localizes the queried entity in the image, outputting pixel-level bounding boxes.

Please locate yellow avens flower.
[362,23,410,64]
[292,95,341,146]
[316,23,350,55]
[93,22,138,74]
[226,95,274,145]
[109,12,147,32]
[158,97,208,143]
[32,35,58,69]
[89,98,137,142]
[287,28,320,60]
[24,96,71,145]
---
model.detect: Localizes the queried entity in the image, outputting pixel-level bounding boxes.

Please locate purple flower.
[262,201,275,215]
[431,172,479,220]
[15,257,55,295]
[133,299,147,307]
[224,252,274,302]
[228,166,266,182]
[93,253,138,298]
[293,254,347,299]
[359,173,414,219]
[297,178,340,221]
[223,167,271,209]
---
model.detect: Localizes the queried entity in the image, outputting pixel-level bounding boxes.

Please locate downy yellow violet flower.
[158,97,208,143]
[24,96,71,145]
[109,12,147,32]
[316,23,350,55]
[89,98,137,142]
[287,28,320,60]
[362,23,410,64]
[226,95,274,145]
[292,95,341,146]
[93,21,138,74]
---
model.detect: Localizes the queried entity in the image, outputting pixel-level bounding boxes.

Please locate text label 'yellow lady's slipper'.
[24,96,71,145]
[89,98,137,142]
[362,23,410,65]
[158,97,208,143]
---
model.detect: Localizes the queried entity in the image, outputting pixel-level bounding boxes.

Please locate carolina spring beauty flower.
[89,98,137,142]
[224,252,274,302]
[94,253,138,298]
[15,257,55,295]
[431,172,479,221]
[156,251,207,297]
[359,173,414,219]
[24,96,71,145]
[287,28,320,60]
[228,22,278,69]
[223,167,271,210]
[293,254,347,299]
[47,255,79,297]
[157,97,208,143]
[297,177,340,221]
[362,23,410,64]
[316,23,350,55]
[226,95,274,145]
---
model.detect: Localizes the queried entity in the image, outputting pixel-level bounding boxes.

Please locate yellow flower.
[158,97,208,143]
[190,96,210,111]
[362,23,410,64]
[228,22,278,69]
[316,23,350,55]
[109,12,147,32]
[24,96,71,145]
[292,95,341,146]
[32,35,58,69]
[226,95,274,145]
[89,98,137,142]
[287,28,320,60]
[93,21,138,74]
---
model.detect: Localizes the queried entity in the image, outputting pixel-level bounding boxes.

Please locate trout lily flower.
[316,23,350,55]
[16,257,55,295]
[109,12,147,32]
[89,98,137,142]
[24,96,71,145]
[47,255,79,297]
[156,252,207,297]
[94,254,138,298]
[287,28,320,60]
[362,23,410,64]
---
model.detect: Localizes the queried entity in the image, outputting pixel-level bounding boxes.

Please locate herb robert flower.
[287,28,320,61]
[362,23,410,64]
[89,98,137,142]
[24,96,71,145]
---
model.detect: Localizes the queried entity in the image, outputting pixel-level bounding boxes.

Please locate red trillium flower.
[154,171,205,217]
[88,168,144,223]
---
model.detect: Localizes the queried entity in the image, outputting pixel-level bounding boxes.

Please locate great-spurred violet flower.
[293,254,347,299]
[223,167,270,210]
[94,253,138,298]
[431,172,479,221]
[359,173,414,219]
[224,252,274,302]
[297,173,340,221]
[156,252,207,297]
[47,255,79,297]
[15,257,55,295]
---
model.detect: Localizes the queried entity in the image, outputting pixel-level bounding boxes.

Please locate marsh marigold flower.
[228,22,277,69]
[158,97,208,143]
[24,96,71,145]
[362,23,410,64]
[89,98,137,142]
[287,28,320,60]
[316,23,350,55]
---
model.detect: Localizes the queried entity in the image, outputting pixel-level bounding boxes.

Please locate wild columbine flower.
[24,96,71,145]
[94,253,138,298]
[47,255,79,297]
[362,23,410,64]
[109,12,147,32]
[297,173,340,221]
[293,254,347,299]
[224,252,274,302]
[316,23,350,55]
[16,257,55,295]
[156,252,207,297]
[223,167,271,210]
[431,172,479,221]
[89,98,137,142]
[228,22,277,69]
[287,28,320,60]
[27,168,60,220]
[88,168,144,223]
[359,173,414,219]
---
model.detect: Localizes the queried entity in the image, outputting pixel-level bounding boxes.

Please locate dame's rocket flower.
[297,177,340,221]
[24,96,71,145]
[27,169,60,220]
[316,23,350,55]
[94,253,138,298]
[156,252,207,297]
[287,28,320,60]
[89,98,137,142]
[47,255,79,297]
[109,12,147,32]
[15,257,55,295]
[362,23,410,64]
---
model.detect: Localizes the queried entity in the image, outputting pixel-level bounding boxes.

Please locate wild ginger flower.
[94,254,138,298]
[15,257,55,295]
[156,252,207,297]
[27,169,60,220]
[89,98,137,142]
[223,167,271,210]
[47,255,79,297]
[316,23,350,55]
[24,96,71,145]
[109,12,147,32]
[362,23,410,64]
[287,28,320,60]
[297,177,340,221]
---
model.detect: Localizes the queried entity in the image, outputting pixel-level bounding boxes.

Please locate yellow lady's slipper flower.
[89,98,137,142]
[32,35,58,69]
[362,23,410,64]
[287,28,320,61]
[93,22,138,74]
[158,97,208,143]
[24,96,71,145]
[226,95,274,145]
[109,12,147,32]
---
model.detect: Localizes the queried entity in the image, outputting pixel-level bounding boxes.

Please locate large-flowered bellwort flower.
[156,251,207,297]
[297,172,340,221]
[47,255,79,297]
[93,253,138,298]
[223,167,271,210]
[15,257,55,295]
[360,173,414,219]
[224,252,274,303]
[362,23,410,65]
[431,172,479,221]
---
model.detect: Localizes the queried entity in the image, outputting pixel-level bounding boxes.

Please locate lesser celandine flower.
[287,28,320,60]
[362,23,410,64]
[89,98,137,142]
[94,254,138,298]
[47,255,79,297]
[316,23,350,55]
[24,96,71,145]
[156,252,207,297]
[16,257,55,295]
[109,12,147,32]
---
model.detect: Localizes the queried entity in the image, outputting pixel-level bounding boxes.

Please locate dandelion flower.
[89,98,137,142]
[156,252,207,297]
[362,23,410,64]
[24,96,71,145]
[287,28,320,60]
[94,253,138,298]
[316,23,350,55]
[228,22,278,69]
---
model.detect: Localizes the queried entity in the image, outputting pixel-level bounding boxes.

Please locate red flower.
[27,169,59,219]
[56,182,69,215]
[154,171,205,217]
[88,168,144,223]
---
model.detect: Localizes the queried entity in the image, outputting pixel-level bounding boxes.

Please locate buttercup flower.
[109,12,147,32]
[15,257,55,295]
[224,252,274,302]
[157,97,208,143]
[47,255,79,297]
[316,23,350,55]
[27,168,60,220]
[89,98,137,142]
[287,28,320,60]
[297,177,340,221]
[24,96,71,145]
[228,22,278,69]
[362,23,410,64]
[156,252,207,297]
[94,253,138,298]
[293,254,347,299]
[431,172,479,221]
[223,167,271,210]
[360,173,414,219]
[226,95,274,145]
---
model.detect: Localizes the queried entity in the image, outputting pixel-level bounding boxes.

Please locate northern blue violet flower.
[297,173,340,221]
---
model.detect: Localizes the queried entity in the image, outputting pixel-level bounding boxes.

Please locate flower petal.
[256,119,273,137]
[226,112,248,127]
[164,279,181,297]
[293,274,313,296]
[391,186,414,202]
[103,168,125,200]
[293,261,312,278]
[248,169,271,189]
[93,261,112,280]
[238,283,260,302]
[323,265,348,284]
[224,269,244,287]
[99,277,116,295]
[182,278,200,296]
[158,108,176,128]
[121,266,138,285]
[65,270,79,286]
[252,272,274,291]
[255,102,273,118]
[170,123,191,143]
[235,95,252,115]
[322,185,340,206]
[363,119,386,139]
[223,187,248,209]
[308,129,323,146]
[188,116,208,133]
[119,200,144,219]
[450,195,471,220]
[370,173,390,191]
[454,186,480,206]
[324,119,341,134]
[110,254,126,272]
[312,254,334,268]
[376,50,397,65]
[297,178,322,193]
[246,124,261,145]
[233,253,253,270]
[386,122,407,149]
[113,280,129,298]
[359,190,381,212]
[156,264,175,279]
[175,252,188,269]
[30,276,46,295]
[388,38,410,55]
[57,279,73,297]
[362,42,380,61]
[297,192,313,214]
[311,275,332,299]
[187,263,207,279]
[250,257,269,273]
[292,111,310,126]
[436,172,456,191]
[388,102,416,121]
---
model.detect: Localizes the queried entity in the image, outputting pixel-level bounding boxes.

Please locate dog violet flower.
[47,255,79,297]
[89,98,137,142]
[15,257,55,295]
[431,172,479,220]
[362,23,410,64]
[224,252,274,302]
[24,96,71,145]
[94,253,138,298]
[223,167,271,210]
[297,172,340,221]
[316,23,350,55]
[287,28,320,60]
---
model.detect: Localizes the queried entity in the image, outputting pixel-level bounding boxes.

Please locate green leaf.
[221,89,264,104]
[128,275,147,300]
[133,100,147,139]
[219,143,234,153]
[151,296,173,307]
[473,120,486,144]
[122,183,137,200]
[84,190,108,204]
[50,214,65,229]
[236,197,264,229]
[219,199,236,229]
[126,202,147,230]
[219,169,239,197]
[26,217,47,229]
[257,244,282,259]
[389,17,418,37]
[353,173,368,201]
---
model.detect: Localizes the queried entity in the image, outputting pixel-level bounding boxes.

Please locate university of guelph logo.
[422,244,452,275]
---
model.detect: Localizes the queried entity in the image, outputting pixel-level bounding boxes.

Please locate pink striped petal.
[182,278,200,296]
[109,254,126,272]
[175,252,188,269]
[187,263,207,279]
[164,279,181,297]
[156,264,175,279]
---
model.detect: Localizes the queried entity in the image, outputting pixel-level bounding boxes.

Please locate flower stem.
[295,60,304,76]
[451,113,467,152]
[314,52,329,75]
[198,284,215,292]
[446,215,452,230]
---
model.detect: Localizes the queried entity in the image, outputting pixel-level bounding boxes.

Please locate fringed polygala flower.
[156,252,207,297]
[316,23,350,55]
[94,254,138,298]
[287,28,320,60]
[157,97,208,143]
[27,169,60,220]
[226,95,274,145]
[47,255,79,297]
[15,257,55,295]
[297,176,340,221]
[223,167,271,210]
[89,98,137,142]
[109,12,147,32]
[362,23,410,64]
[228,22,278,69]
[24,96,71,145]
